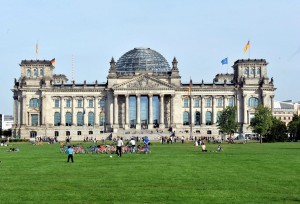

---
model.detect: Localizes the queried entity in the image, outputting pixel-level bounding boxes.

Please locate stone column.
[243,94,248,124]
[13,96,18,125]
[212,96,216,125]
[148,94,153,129]
[160,94,165,129]
[170,94,175,126]
[94,97,99,126]
[83,97,88,126]
[114,94,118,126]
[201,96,205,126]
[236,94,240,123]
[223,95,227,109]
[136,94,141,130]
[270,95,274,112]
[262,94,267,107]
[125,94,129,129]
[41,95,46,126]
[72,97,76,125]
[60,96,65,126]
[190,96,194,126]
[18,97,21,126]
[22,95,27,125]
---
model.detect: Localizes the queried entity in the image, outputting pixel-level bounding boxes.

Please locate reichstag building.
[12,47,275,140]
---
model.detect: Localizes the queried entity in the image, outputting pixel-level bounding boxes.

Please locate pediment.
[113,74,175,90]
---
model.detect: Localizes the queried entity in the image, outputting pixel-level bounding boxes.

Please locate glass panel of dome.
[116,48,171,74]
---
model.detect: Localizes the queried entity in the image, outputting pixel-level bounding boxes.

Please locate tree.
[266,117,288,142]
[2,129,12,137]
[217,106,239,140]
[288,114,300,141]
[249,104,273,143]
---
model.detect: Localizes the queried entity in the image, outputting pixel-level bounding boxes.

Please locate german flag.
[50,58,56,66]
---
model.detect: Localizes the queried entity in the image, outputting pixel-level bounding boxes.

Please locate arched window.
[205,111,212,125]
[100,112,105,126]
[183,111,189,125]
[250,69,254,75]
[77,112,83,126]
[54,112,61,126]
[29,98,40,108]
[27,69,31,76]
[216,111,222,124]
[244,68,249,75]
[195,111,200,125]
[248,97,259,107]
[65,112,72,126]
[40,68,44,76]
[88,112,94,126]
[34,69,38,76]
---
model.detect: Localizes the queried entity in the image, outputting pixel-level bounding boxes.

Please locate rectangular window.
[228,98,234,107]
[54,131,59,137]
[31,114,38,126]
[194,99,200,107]
[78,99,82,108]
[66,99,71,108]
[206,99,211,107]
[183,98,189,107]
[77,131,81,135]
[89,99,93,108]
[55,99,60,108]
[89,131,93,135]
[217,98,223,107]
[100,99,105,108]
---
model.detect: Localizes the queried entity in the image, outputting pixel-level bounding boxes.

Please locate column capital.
[136,94,141,97]
[148,94,153,97]
[160,94,164,97]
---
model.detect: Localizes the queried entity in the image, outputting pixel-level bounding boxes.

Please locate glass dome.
[116,48,171,74]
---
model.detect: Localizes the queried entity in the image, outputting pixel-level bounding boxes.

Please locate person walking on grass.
[67,145,74,163]
[116,137,124,157]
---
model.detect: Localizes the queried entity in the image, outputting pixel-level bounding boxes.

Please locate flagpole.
[189,77,192,140]
[248,40,250,59]
[226,57,229,73]
[36,40,38,60]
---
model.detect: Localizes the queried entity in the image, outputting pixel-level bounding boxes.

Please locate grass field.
[0,141,300,204]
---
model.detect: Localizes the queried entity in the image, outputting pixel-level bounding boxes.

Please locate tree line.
[218,105,300,142]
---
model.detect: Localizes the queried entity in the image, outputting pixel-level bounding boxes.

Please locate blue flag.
[221,57,228,65]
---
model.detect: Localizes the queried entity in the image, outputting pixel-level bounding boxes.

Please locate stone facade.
[11,48,275,140]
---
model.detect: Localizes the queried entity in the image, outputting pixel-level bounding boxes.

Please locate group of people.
[200,141,222,152]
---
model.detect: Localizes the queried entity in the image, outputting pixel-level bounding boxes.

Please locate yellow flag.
[244,41,250,53]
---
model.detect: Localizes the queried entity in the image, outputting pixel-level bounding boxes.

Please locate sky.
[1,0,300,115]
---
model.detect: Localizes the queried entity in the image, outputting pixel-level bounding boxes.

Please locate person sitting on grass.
[201,143,207,152]
[216,145,223,152]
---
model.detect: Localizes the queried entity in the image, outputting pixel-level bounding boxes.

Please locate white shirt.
[130,139,136,146]
[117,139,124,147]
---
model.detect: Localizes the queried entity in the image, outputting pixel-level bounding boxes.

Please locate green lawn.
[0,141,300,204]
